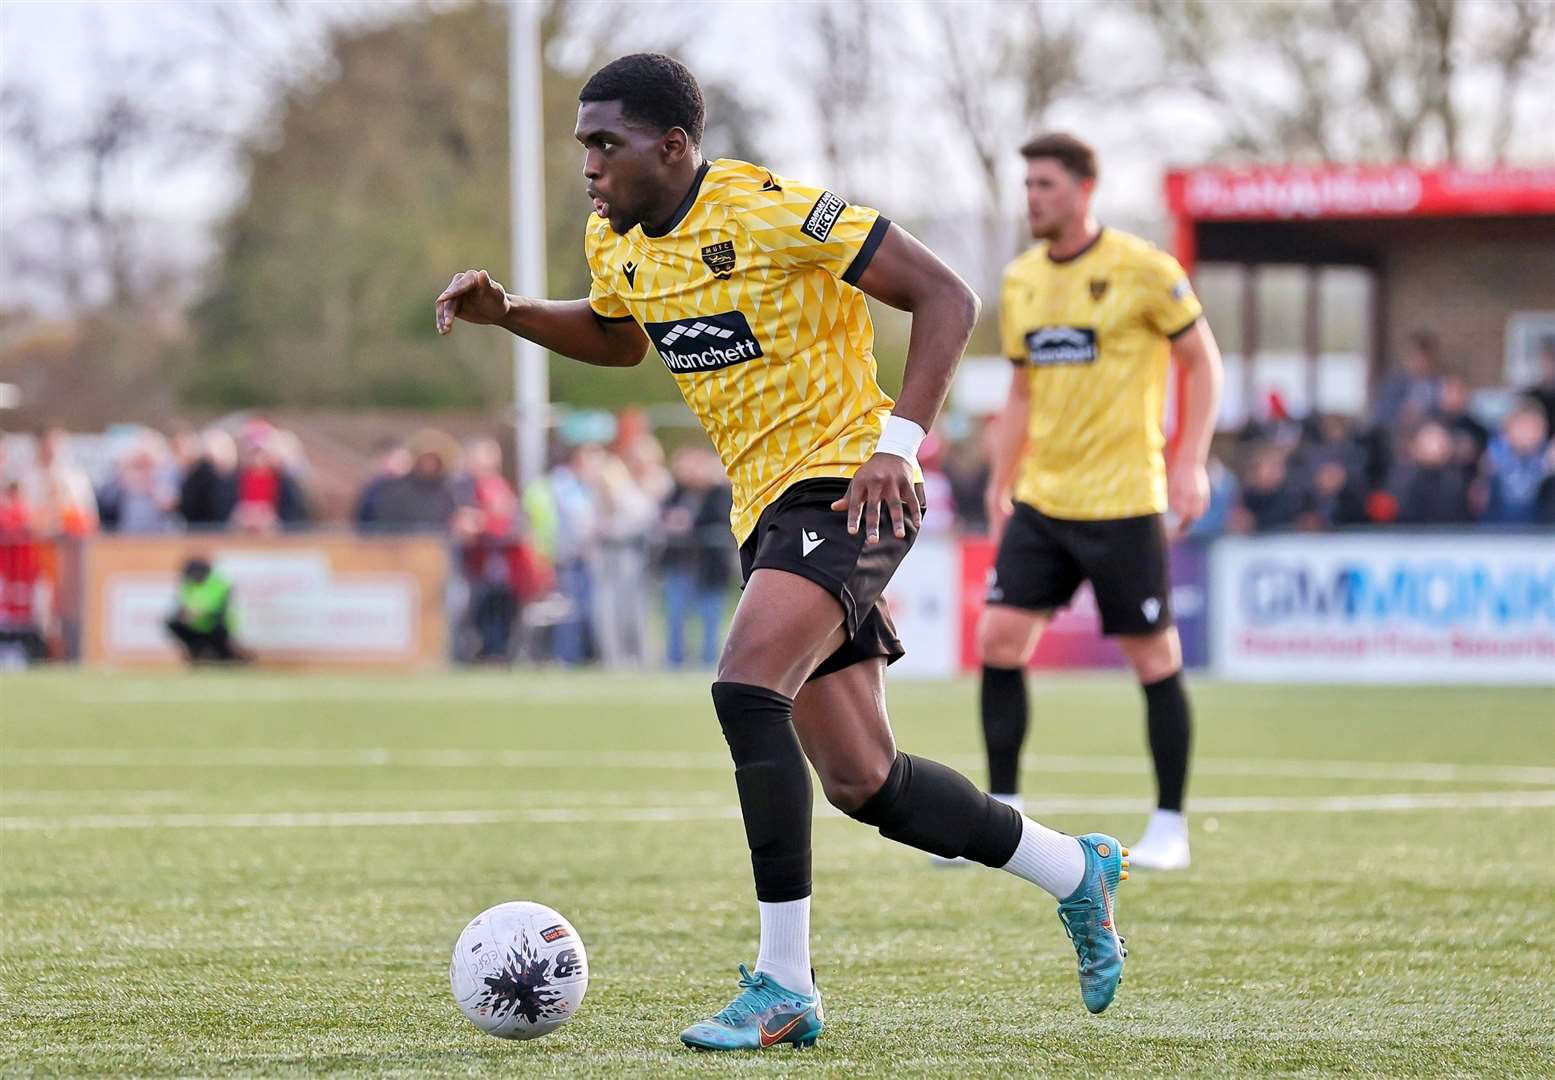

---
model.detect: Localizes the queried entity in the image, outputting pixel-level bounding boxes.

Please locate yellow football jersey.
[1000,228,1202,520]
[585,158,897,542]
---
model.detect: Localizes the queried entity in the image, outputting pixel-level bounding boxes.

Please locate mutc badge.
[701,241,736,280]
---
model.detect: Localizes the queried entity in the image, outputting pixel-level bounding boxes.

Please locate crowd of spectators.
[0,411,737,668]
[2,419,312,539]
[3,332,1551,666]
[1220,333,1555,533]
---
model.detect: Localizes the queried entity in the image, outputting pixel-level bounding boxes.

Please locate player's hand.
[435,270,511,335]
[984,485,1014,544]
[831,453,921,544]
[1167,459,1209,538]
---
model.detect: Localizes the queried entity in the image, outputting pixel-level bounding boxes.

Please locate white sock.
[754,897,813,995]
[1145,808,1187,839]
[992,792,1025,814]
[1001,816,1087,899]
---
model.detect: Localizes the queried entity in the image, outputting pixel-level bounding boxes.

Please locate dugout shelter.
[1164,164,1555,418]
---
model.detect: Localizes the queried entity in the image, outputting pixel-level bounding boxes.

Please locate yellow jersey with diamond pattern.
[1000,228,1202,520]
[585,158,893,542]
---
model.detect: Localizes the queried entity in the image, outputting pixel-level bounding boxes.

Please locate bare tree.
[0,0,382,315]
[918,0,1087,280]
[1134,0,1555,163]
[805,0,884,195]
[1481,0,1555,161]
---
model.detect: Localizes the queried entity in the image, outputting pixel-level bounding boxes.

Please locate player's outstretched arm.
[1167,319,1224,534]
[831,224,980,543]
[985,371,1031,542]
[435,269,649,368]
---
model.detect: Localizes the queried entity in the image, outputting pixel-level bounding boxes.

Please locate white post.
[510,0,548,490]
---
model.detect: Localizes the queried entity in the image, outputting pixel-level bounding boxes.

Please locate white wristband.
[875,414,926,463]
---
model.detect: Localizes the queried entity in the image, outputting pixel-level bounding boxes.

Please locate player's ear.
[660,126,691,165]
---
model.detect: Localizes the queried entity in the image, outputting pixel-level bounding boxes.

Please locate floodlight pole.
[510,0,548,490]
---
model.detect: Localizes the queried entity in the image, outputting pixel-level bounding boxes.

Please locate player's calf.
[845,751,1024,864]
[710,681,813,904]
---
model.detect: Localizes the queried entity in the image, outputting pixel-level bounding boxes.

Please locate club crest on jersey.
[700,241,736,280]
[644,310,764,374]
[1089,278,1109,300]
[1024,326,1098,366]
[801,191,848,242]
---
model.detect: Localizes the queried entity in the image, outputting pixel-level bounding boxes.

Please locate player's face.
[576,100,674,236]
[1024,158,1092,241]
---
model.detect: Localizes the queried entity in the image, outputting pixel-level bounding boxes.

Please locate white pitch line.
[0,789,191,807]
[62,680,705,707]
[0,806,744,832]
[0,788,733,809]
[5,747,1553,786]
[3,790,1553,832]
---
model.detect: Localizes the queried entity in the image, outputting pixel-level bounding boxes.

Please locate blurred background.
[1,0,1552,679]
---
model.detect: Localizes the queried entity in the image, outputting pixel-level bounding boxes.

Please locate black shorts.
[987,502,1172,637]
[739,478,921,681]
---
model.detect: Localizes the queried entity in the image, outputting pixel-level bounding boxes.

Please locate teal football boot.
[1057,833,1130,1014]
[679,965,823,1050]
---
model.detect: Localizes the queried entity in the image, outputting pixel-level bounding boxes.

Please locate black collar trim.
[1047,227,1105,265]
[642,161,712,238]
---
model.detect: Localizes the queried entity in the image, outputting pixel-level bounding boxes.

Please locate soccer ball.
[449,901,589,1040]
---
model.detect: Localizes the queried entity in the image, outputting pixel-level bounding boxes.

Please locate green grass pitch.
[3,671,1552,1077]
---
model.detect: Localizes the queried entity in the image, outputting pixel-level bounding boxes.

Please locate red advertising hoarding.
[1165,165,1555,223]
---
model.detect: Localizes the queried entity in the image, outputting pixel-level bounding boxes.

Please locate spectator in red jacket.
[229,423,309,533]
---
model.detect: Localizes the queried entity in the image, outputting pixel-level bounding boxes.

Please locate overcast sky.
[0,1,1189,234]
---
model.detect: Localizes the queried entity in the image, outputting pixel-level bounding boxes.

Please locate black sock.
[980,665,1027,795]
[847,752,1024,867]
[711,681,812,902]
[1143,671,1191,812]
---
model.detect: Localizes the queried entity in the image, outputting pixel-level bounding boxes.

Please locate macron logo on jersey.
[1025,326,1098,366]
[645,311,765,374]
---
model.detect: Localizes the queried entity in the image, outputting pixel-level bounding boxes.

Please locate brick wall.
[1382,218,1555,387]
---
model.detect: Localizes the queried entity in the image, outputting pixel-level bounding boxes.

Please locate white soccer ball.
[449,901,589,1040]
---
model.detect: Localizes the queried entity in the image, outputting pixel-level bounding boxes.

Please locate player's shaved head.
[580,53,705,146]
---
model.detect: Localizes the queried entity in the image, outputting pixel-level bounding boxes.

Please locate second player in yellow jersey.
[977,132,1223,878]
[1000,227,1202,521]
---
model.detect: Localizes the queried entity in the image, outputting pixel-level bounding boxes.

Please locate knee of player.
[1124,630,1182,683]
[979,629,1029,669]
[713,651,757,686]
[715,642,803,691]
[817,753,894,814]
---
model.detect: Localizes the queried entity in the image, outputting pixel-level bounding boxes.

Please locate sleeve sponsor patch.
[1171,279,1194,301]
[801,191,848,242]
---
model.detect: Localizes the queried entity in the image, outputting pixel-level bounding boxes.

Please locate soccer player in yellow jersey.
[977,134,1224,872]
[436,55,1131,1048]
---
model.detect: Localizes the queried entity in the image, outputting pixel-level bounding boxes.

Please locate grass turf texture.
[2,671,1552,1077]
